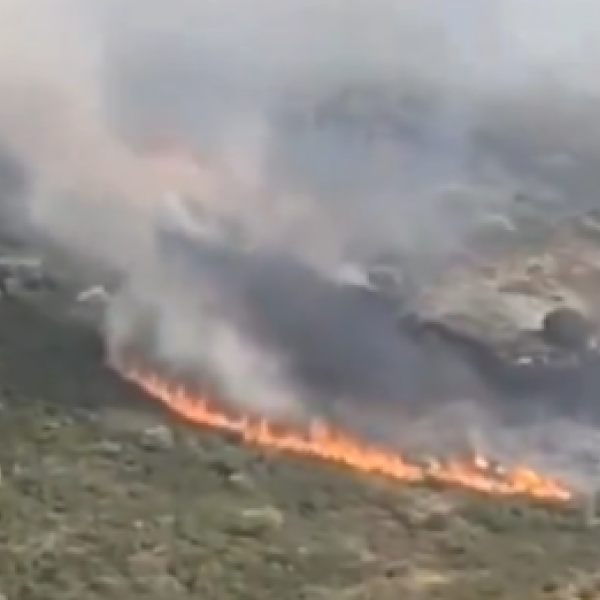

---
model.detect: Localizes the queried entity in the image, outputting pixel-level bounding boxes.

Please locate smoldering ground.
[2,0,600,481]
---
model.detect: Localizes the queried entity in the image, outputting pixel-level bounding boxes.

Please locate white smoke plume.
[1,0,600,437]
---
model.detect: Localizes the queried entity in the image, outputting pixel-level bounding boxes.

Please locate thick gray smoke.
[2,0,600,462]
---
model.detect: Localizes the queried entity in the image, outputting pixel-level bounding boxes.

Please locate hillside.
[0,298,598,600]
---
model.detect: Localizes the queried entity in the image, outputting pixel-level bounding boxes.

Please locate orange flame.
[124,367,573,503]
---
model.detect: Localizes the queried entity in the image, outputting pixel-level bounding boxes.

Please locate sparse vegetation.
[0,299,598,600]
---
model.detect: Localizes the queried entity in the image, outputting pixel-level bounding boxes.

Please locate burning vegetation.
[123,365,573,503]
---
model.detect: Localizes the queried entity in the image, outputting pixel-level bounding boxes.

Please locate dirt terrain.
[0,298,597,600]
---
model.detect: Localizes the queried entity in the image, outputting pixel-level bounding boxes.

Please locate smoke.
[86,0,600,272]
[2,0,600,464]
[0,0,164,273]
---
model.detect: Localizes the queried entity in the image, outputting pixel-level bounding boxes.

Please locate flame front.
[124,367,573,503]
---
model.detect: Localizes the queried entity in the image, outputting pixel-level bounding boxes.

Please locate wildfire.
[124,367,573,503]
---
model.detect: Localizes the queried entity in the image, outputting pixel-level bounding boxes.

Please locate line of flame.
[123,367,573,503]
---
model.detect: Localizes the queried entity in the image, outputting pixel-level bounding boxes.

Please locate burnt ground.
[0,298,599,600]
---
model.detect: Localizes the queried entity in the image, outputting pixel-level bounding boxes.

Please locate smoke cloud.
[2,0,600,469]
